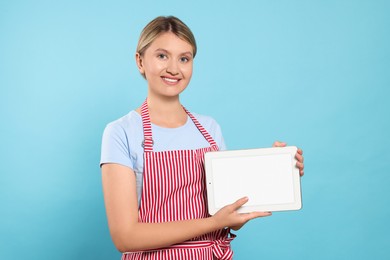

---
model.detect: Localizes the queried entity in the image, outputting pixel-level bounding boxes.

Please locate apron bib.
[122,100,235,260]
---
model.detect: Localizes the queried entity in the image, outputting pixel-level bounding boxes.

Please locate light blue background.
[1,0,389,259]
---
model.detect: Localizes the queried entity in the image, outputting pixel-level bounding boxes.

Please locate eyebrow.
[154,48,193,57]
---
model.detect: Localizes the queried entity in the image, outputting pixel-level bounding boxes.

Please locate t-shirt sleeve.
[213,120,227,151]
[100,122,134,170]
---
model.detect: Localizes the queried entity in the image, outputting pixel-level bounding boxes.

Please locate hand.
[272,141,304,176]
[212,197,272,231]
[295,148,304,176]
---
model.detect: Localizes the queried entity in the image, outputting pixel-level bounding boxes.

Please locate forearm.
[113,216,222,252]
[102,164,228,253]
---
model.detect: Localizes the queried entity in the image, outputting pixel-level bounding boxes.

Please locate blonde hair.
[136,16,197,58]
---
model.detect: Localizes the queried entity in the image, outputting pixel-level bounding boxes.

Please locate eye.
[180,56,190,63]
[157,53,167,60]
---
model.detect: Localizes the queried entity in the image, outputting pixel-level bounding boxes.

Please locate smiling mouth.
[162,77,180,83]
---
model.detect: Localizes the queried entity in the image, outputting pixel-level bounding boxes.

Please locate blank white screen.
[211,153,294,208]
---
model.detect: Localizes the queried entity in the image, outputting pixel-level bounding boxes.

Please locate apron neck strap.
[141,99,218,152]
[182,106,218,148]
[140,99,154,152]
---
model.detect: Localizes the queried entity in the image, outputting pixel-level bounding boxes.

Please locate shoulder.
[189,112,224,140]
[101,111,142,169]
[104,110,142,134]
[102,111,144,146]
[191,112,222,130]
[190,112,227,150]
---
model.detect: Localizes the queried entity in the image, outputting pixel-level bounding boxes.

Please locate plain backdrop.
[1,0,389,259]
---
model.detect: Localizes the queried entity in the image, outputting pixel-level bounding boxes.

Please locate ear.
[135,53,145,75]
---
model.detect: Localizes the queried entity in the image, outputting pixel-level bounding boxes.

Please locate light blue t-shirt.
[100,110,226,204]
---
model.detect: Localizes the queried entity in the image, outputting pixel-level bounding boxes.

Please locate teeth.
[163,77,178,83]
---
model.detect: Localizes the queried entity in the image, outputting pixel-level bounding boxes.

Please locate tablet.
[205,146,302,214]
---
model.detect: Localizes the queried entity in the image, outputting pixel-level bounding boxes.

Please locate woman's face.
[136,32,194,99]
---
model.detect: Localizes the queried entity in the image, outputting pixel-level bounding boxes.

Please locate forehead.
[147,32,193,54]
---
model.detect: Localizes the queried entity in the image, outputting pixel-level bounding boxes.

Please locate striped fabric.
[122,100,234,260]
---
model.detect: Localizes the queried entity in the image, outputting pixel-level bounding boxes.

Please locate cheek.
[183,64,193,78]
[144,62,165,77]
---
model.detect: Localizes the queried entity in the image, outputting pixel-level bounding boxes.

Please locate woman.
[100,16,304,259]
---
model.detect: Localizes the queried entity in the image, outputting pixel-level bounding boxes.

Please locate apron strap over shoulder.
[140,99,219,152]
[140,99,154,152]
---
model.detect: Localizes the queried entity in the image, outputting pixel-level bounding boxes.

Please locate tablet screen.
[205,146,302,214]
[211,154,294,208]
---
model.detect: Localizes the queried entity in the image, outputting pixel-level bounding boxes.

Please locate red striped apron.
[122,100,235,260]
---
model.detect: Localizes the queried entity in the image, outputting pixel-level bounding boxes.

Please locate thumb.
[231,197,249,210]
[273,141,287,147]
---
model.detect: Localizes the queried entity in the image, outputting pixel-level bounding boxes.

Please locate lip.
[161,76,181,85]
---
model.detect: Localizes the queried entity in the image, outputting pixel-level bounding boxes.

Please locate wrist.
[208,215,224,231]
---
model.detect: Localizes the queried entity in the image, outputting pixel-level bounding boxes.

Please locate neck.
[148,95,182,113]
[140,94,188,128]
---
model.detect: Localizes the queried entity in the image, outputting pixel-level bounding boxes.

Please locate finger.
[296,162,304,176]
[273,141,287,147]
[242,211,272,221]
[295,153,304,163]
[297,148,303,155]
[231,197,249,209]
[296,161,304,170]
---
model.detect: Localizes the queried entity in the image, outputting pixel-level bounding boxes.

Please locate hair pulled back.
[136,16,197,58]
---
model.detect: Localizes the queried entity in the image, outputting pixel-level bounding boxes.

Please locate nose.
[166,59,179,75]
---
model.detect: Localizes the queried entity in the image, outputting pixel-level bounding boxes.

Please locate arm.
[102,163,270,252]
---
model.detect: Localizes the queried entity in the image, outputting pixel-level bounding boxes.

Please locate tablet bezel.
[204,146,302,215]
